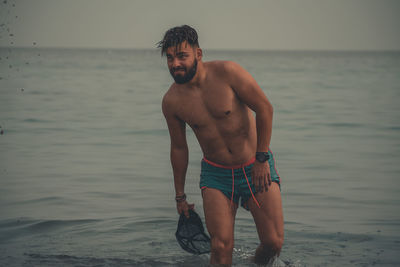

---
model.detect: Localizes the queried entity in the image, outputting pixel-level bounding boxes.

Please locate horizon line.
[1,45,400,53]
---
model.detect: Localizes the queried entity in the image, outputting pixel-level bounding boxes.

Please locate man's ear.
[196,47,203,60]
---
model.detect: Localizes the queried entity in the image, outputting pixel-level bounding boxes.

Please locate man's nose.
[171,58,182,68]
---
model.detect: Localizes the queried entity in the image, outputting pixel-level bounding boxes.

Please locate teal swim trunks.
[200,149,280,210]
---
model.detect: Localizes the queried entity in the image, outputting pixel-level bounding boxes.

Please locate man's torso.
[165,61,257,165]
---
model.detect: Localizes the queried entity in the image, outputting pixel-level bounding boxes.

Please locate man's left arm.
[225,61,273,192]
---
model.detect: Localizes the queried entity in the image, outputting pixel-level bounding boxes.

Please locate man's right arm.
[162,94,193,217]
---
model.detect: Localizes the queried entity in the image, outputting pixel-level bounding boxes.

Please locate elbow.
[170,145,189,167]
[262,102,273,119]
[268,103,274,116]
[170,144,188,157]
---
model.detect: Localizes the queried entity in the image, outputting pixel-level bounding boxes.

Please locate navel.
[225,110,231,115]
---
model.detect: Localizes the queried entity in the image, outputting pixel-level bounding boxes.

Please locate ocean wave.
[0,218,100,235]
[324,122,365,128]
[23,118,53,123]
[8,196,72,205]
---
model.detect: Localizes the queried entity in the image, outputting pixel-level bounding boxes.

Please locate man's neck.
[186,61,206,88]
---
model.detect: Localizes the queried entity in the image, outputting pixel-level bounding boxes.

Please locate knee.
[255,236,283,265]
[260,234,284,255]
[211,237,234,257]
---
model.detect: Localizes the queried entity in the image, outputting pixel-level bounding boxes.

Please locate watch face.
[256,152,269,163]
[256,153,265,162]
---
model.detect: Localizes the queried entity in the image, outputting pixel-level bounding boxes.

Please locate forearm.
[255,104,273,152]
[170,146,189,196]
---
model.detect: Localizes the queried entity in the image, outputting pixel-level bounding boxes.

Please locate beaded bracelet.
[175,193,186,202]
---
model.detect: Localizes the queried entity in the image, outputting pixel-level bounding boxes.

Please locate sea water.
[0,48,399,266]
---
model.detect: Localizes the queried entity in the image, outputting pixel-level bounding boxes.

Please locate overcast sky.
[0,0,399,50]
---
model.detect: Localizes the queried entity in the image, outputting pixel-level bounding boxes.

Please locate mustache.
[172,67,186,72]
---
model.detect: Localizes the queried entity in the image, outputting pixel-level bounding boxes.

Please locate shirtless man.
[159,25,284,265]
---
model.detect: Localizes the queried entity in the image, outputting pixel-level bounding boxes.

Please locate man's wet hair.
[157,25,199,56]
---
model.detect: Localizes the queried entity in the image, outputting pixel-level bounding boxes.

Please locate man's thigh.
[247,183,284,244]
[202,188,237,240]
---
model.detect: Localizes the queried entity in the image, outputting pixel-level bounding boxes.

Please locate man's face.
[166,41,198,84]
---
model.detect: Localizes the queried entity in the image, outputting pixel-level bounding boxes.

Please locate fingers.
[262,165,272,192]
[252,162,272,193]
[184,203,195,218]
[177,201,195,218]
[263,176,267,192]
[257,171,271,193]
[253,171,267,193]
[252,168,263,193]
[253,176,259,193]
[264,172,270,192]
[184,207,190,218]
[258,174,264,193]
[251,168,256,189]
[268,171,272,186]
[177,201,187,217]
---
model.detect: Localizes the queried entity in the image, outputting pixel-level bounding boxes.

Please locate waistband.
[202,157,256,169]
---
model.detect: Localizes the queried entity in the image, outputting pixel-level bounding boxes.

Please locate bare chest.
[177,84,240,129]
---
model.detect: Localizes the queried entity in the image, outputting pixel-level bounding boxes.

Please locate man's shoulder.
[162,84,180,112]
[205,60,243,77]
[205,60,238,70]
[162,85,176,104]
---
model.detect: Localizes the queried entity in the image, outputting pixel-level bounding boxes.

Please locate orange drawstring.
[230,166,260,208]
[231,169,234,206]
[242,166,261,208]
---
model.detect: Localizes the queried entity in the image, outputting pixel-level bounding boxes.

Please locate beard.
[169,59,198,84]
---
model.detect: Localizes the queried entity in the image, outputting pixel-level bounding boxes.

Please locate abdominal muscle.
[193,107,257,166]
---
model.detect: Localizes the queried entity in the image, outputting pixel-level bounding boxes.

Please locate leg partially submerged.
[202,188,237,266]
[247,183,284,264]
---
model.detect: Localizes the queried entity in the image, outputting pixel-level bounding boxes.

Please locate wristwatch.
[255,152,270,163]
